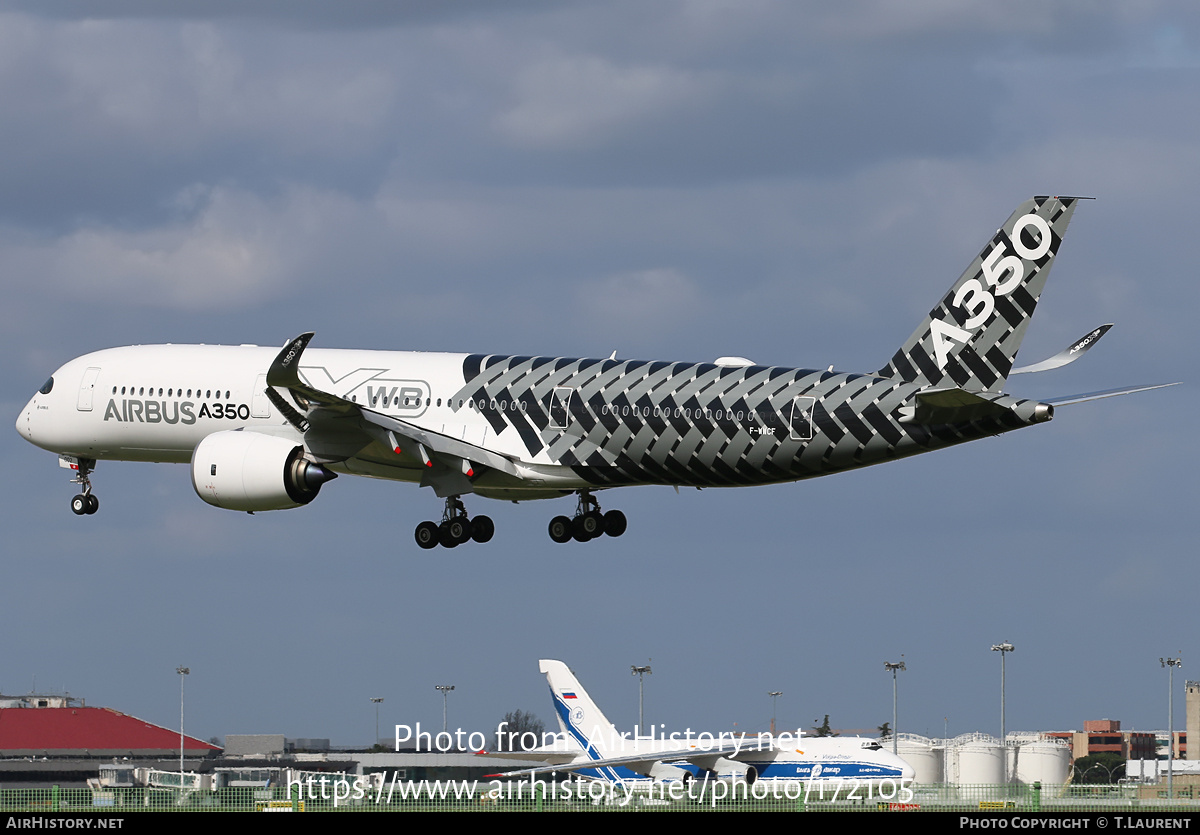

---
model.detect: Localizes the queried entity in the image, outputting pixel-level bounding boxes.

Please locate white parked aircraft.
[486,659,915,789]
[16,197,1171,547]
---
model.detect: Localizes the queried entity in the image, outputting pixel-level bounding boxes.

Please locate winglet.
[267,332,315,388]
[1011,324,1113,374]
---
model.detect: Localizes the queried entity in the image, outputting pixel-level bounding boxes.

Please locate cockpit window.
[38,377,53,395]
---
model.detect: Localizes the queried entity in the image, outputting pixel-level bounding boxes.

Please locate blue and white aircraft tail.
[490,659,915,789]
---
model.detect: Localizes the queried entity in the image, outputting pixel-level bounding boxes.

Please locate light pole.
[768,691,783,736]
[991,642,1014,784]
[370,697,383,748]
[175,666,190,775]
[631,664,652,736]
[884,660,905,755]
[1162,656,1182,798]
[436,685,454,735]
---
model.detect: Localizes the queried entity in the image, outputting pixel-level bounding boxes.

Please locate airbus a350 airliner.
[16,197,1172,548]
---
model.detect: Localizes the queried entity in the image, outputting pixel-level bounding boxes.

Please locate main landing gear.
[414,496,494,550]
[68,459,99,516]
[548,491,626,544]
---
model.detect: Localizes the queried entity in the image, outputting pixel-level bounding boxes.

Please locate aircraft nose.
[16,397,34,442]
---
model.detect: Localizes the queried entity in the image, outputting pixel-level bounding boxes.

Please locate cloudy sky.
[2,2,1197,750]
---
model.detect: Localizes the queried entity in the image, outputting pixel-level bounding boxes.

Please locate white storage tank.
[895,733,943,784]
[949,733,1004,785]
[1010,735,1071,786]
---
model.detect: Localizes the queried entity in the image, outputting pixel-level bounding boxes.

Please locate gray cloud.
[1,1,1197,746]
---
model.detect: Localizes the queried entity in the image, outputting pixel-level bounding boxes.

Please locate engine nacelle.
[714,758,757,784]
[191,430,336,512]
[649,762,692,783]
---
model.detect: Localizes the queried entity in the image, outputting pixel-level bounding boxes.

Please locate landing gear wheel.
[471,515,495,544]
[415,521,440,550]
[549,515,573,543]
[447,517,471,544]
[71,495,88,516]
[603,509,626,537]
[571,516,594,542]
[582,510,605,537]
[85,494,99,514]
[438,521,460,548]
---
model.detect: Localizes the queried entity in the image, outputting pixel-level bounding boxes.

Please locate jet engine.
[648,762,693,783]
[714,759,758,784]
[190,430,337,511]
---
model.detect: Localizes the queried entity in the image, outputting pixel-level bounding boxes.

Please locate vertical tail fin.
[539,659,622,759]
[877,196,1081,392]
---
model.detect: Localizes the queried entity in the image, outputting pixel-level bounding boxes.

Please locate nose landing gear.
[67,458,99,516]
[548,491,626,543]
[414,496,494,550]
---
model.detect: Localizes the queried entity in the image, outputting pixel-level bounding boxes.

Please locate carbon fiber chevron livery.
[21,195,1173,546]
[449,355,1051,491]
[878,196,1078,392]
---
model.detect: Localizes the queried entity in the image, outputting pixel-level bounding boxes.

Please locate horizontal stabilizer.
[1011,324,1112,374]
[905,388,1012,425]
[1046,382,1180,406]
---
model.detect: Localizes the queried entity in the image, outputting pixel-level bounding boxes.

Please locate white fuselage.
[18,343,548,477]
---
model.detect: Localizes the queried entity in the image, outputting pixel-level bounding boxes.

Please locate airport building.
[0,692,220,786]
[1043,719,1157,761]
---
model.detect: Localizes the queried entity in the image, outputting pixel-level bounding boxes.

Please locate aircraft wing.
[485,738,755,779]
[475,750,582,766]
[266,333,522,495]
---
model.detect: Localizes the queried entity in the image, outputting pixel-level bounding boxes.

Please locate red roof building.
[0,703,219,758]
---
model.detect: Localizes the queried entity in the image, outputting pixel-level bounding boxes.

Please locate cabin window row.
[112,386,231,399]
[601,404,742,421]
[354,394,753,423]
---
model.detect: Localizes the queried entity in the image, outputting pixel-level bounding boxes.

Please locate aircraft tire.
[580,511,604,538]
[71,495,88,516]
[415,521,440,550]
[85,495,99,514]
[448,517,470,544]
[438,522,460,548]
[603,509,627,537]
[548,516,572,543]
[471,515,495,543]
[571,516,593,542]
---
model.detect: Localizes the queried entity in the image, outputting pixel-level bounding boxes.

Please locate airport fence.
[2,781,1200,812]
